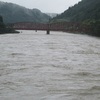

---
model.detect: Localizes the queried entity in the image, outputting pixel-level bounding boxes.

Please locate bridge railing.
[7,22,91,33]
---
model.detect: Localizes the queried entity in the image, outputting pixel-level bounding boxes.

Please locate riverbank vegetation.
[0,16,19,34]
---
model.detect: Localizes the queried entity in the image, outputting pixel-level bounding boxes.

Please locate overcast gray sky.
[0,0,81,13]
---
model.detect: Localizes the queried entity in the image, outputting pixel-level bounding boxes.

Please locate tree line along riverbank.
[0,16,19,34]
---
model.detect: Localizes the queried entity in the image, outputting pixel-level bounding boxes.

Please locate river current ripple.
[0,30,100,100]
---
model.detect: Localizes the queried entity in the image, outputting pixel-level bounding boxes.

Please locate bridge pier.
[46,30,50,35]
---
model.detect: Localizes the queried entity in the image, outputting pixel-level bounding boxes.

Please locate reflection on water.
[0,30,100,100]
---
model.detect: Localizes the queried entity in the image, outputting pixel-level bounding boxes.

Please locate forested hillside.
[0,1,50,23]
[52,0,100,36]
[53,0,100,22]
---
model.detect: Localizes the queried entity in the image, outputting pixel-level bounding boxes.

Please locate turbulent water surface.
[0,30,100,100]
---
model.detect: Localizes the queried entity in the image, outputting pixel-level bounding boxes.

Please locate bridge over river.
[8,22,90,34]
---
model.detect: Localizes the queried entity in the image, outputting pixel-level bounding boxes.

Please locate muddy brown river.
[0,30,100,100]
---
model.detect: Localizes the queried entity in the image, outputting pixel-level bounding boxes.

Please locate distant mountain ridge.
[0,1,51,23]
[46,13,58,18]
